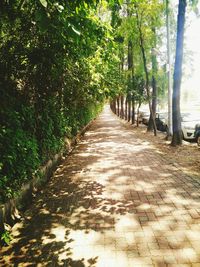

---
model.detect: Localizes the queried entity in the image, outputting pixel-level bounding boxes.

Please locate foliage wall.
[0,0,122,202]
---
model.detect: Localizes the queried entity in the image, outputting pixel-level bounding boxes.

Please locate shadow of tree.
[1,105,200,266]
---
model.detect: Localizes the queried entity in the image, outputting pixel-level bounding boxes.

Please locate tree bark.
[148,37,158,132]
[147,75,157,131]
[131,57,135,124]
[131,95,135,124]
[135,4,157,136]
[120,95,124,119]
[137,100,141,127]
[171,0,186,146]
[117,96,120,116]
[128,93,131,122]
[113,98,117,114]
[127,39,133,123]
[166,0,173,137]
[125,96,128,120]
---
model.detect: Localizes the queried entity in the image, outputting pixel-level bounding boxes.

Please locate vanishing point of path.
[1,106,200,267]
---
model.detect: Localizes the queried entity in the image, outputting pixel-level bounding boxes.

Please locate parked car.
[140,111,150,125]
[194,123,200,146]
[141,111,168,131]
[140,110,200,141]
[181,114,200,140]
[155,112,168,132]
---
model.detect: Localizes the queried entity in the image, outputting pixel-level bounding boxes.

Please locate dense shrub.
[0,0,107,203]
[0,107,39,201]
[0,98,103,203]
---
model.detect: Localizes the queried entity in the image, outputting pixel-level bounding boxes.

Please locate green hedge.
[0,1,110,203]
[0,100,103,203]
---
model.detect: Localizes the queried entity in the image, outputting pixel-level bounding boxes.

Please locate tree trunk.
[127,38,133,123]
[135,4,157,136]
[131,53,135,124]
[125,96,128,120]
[137,100,141,127]
[117,96,120,116]
[166,0,173,137]
[148,39,158,132]
[110,101,113,112]
[147,75,157,131]
[171,0,186,146]
[131,95,135,124]
[120,95,124,119]
[113,98,116,114]
[128,93,131,122]
[115,98,117,114]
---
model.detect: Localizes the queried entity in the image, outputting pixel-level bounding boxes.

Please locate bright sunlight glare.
[182,3,200,113]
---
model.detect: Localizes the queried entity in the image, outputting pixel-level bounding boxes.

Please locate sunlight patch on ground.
[115,214,139,232]
[139,203,152,210]
[166,193,193,206]
[39,208,50,215]
[2,106,200,266]
[50,224,66,242]
[134,181,156,193]
[42,224,66,245]
[69,230,102,246]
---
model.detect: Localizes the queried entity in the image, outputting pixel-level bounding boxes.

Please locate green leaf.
[35,10,49,32]
[76,7,79,14]
[84,2,88,9]
[39,0,48,8]
[1,230,12,245]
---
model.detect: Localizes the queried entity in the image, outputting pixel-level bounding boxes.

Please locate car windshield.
[156,113,167,120]
[181,114,200,122]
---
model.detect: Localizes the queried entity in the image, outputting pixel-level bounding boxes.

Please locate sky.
[181,2,200,111]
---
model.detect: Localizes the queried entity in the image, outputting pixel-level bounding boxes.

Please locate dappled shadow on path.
[1,105,200,266]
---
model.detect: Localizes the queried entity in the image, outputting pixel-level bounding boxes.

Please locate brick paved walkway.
[1,105,200,267]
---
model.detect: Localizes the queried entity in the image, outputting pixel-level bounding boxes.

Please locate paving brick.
[1,105,200,267]
[189,209,200,219]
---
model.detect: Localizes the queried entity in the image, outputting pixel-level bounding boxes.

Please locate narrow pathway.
[1,105,200,267]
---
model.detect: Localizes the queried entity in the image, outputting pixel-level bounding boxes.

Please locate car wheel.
[197,136,200,146]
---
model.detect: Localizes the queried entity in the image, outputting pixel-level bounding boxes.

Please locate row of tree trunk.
[110,95,136,125]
